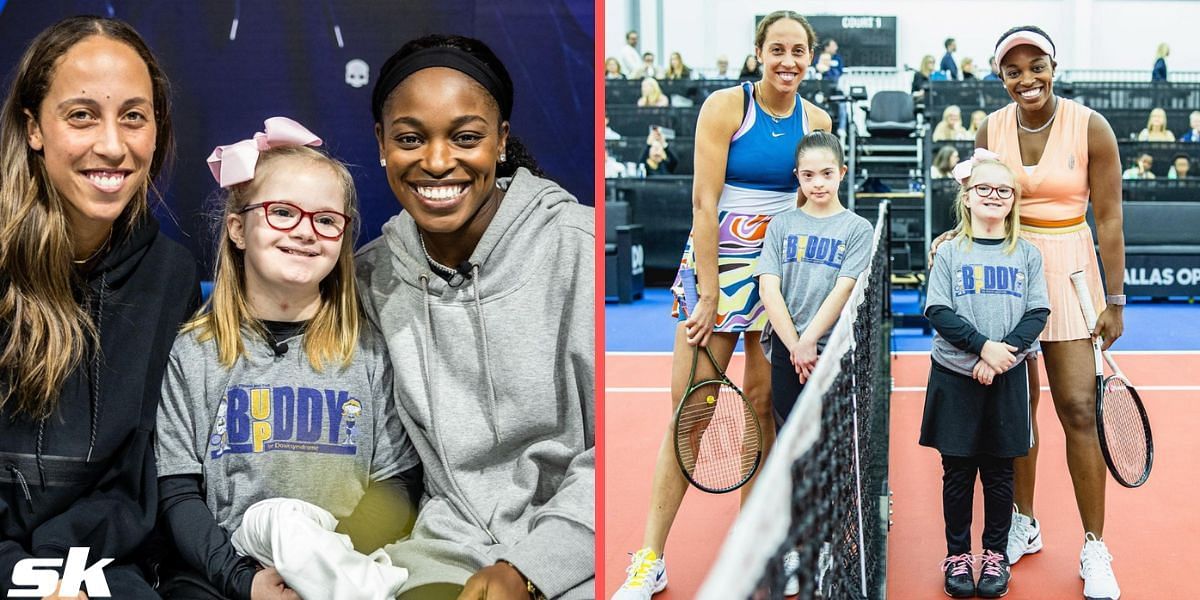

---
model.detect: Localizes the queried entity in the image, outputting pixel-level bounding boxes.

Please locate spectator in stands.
[1137,107,1175,141]
[1169,153,1192,179]
[1123,152,1156,179]
[968,109,988,137]
[634,51,659,79]
[640,127,678,176]
[714,55,731,78]
[637,77,669,107]
[739,54,762,80]
[935,26,1128,598]
[931,145,960,178]
[1152,43,1169,82]
[1177,110,1200,142]
[814,52,835,81]
[961,57,977,80]
[816,39,844,82]
[604,115,621,140]
[612,11,834,600]
[604,147,627,178]
[665,51,693,80]
[941,37,959,80]
[620,30,641,76]
[984,55,1002,81]
[605,57,625,80]
[933,105,973,141]
[912,54,936,97]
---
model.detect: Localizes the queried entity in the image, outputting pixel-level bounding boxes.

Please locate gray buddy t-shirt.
[156,326,419,533]
[926,237,1051,376]
[754,208,875,348]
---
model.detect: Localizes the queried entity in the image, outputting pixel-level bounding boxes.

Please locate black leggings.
[941,453,1015,555]
[769,333,806,432]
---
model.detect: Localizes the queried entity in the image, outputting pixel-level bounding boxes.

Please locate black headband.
[371,46,513,123]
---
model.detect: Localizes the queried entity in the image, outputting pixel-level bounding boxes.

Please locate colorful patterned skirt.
[671,211,773,333]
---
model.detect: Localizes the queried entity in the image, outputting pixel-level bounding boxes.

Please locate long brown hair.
[183,146,361,371]
[0,16,174,419]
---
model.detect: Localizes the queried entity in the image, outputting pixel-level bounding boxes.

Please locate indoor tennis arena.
[604,2,1200,598]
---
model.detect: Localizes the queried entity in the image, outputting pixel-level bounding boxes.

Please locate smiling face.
[25,35,156,237]
[1000,45,1055,111]
[964,163,1016,225]
[795,147,846,206]
[755,18,810,91]
[375,67,507,237]
[227,157,345,295]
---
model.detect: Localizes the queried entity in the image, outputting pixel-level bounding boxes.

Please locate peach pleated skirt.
[1020,222,1106,342]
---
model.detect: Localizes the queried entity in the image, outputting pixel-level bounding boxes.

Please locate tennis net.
[698,202,892,599]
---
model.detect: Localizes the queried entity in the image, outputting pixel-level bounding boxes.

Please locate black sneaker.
[941,553,976,598]
[976,549,1010,598]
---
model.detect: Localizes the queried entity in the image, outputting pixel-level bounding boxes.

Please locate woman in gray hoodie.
[356,35,595,600]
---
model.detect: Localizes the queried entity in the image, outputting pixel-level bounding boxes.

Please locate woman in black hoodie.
[0,16,200,598]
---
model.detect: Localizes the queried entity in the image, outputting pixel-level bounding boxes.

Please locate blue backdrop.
[0,0,594,271]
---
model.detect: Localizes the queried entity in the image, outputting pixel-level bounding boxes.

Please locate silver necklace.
[755,82,795,123]
[417,232,459,279]
[1016,96,1058,134]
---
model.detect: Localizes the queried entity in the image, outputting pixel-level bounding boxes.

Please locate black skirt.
[919,359,1032,458]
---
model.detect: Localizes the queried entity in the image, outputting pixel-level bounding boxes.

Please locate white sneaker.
[612,548,667,600]
[782,550,800,596]
[1080,533,1121,600]
[1006,505,1042,564]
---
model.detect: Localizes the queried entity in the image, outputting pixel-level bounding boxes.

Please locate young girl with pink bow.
[155,117,420,600]
[922,149,1050,599]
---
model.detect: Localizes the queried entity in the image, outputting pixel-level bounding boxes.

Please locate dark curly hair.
[373,34,543,178]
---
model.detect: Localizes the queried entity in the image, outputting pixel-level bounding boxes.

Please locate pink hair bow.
[206,116,323,187]
[951,148,1002,184]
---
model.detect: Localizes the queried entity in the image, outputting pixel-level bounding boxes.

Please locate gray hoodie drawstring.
[470,264,502,446]
[418,272,500,545]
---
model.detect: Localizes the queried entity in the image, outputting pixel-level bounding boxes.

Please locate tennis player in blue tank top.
[613,10,832,600]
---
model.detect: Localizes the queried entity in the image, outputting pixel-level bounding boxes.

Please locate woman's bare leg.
[1041,340,1107,536]
[640,328,739,554]
[738,330,775,503]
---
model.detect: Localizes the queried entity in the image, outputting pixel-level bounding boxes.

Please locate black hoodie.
[0,215,200,594]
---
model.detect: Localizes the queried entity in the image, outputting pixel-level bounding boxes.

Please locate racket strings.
[1101,378,1150,484]
[676,381,760,492]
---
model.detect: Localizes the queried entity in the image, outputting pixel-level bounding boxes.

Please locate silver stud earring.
[499,153,507,163]
[379,158,386,167]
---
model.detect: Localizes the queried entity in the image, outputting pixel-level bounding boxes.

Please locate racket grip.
[1070,270,1098,331]
[680,268,700,316]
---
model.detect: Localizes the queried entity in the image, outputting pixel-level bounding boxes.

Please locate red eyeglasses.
[239,201,351,240]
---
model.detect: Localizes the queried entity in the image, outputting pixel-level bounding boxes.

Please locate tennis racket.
[672,268,763,494]
[1070,271,1153,488]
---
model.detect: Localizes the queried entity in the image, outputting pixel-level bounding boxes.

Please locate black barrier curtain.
[0,0,594,272]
